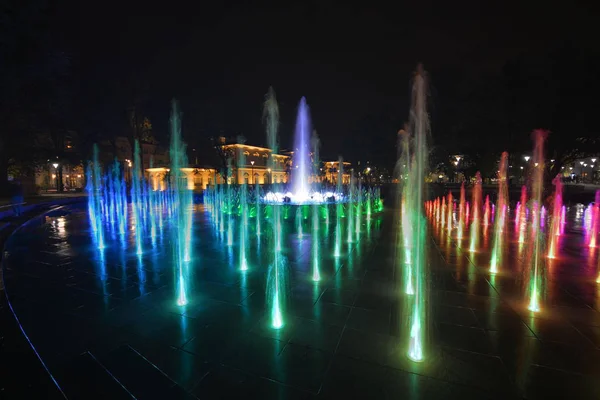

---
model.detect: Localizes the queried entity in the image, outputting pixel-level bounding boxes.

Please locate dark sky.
[48,0,599,163]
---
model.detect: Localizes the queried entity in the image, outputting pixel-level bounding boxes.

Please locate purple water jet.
[291,97,312,201]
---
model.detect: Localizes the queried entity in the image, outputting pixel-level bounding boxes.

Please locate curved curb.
[0,204,82,399]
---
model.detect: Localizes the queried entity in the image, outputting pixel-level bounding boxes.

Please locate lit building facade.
[221,144,290,185]
[146,167,224,191]
[322,161,352,185]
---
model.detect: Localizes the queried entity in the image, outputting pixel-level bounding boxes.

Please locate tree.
[0,1,73,193]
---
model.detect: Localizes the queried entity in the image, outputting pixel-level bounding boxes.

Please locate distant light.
[438,175,443,178]
[52,163,59,168]
[534,163,539,167]
[550,159,555,162]
[580,161,585,165]
[520,166,524,170]
[77,174,82,177]
[570,167,573,170]
[524,156,530,162]
[593,158,597,163]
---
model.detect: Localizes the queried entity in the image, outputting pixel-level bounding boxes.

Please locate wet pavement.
[1,204,600,399]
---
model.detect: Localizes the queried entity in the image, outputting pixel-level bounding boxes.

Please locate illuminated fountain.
[457,182,466,243]
[588,191,600,248]
[262,97,345,205]
[86,145,105,250]
[291,97,311,202]
[334,157,343,257]
[347,174,355,243]
[518,186,528,245]
[468,172,482,253]
[238,147,250,271]
[490,152,508,274]
[132,141,144,255]
[527,129,548,313]
[170,99,193,307]
[264,87,288,329]
[403,64,429,362]
[446,191,453,235]
[547,175,563,259]
[226,159,234,246]
[398,128,414,293]
[255,180,261,236]
[312,203,320,281]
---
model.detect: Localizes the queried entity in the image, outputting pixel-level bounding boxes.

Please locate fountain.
[468,172,482,253]
[403,64,429,362]
[457,182,466,242]
[397,128,414,294]
[490,152,508,274]
[264,87,288,329]
[312,203,320,281]
[347,173,355,243]
[239,147,249,271]
[547,175,563,259]
[86,145,105,250]
[132,141,144,255]
[527,129,548,312]
[334,157,343,257]
[169,99,192,307]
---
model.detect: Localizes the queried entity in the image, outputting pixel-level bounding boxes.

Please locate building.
[146,167,223,191]
[34,131,85,193]
[221,143,290,185]
[322,161,352,185]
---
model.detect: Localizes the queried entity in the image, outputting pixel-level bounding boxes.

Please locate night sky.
[45,0,598,165]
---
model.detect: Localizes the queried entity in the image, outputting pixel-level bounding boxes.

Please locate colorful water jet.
[457,183,465,243]
[490,152,508,274]
[239,147,249,271]
[403,65,429,362]
[169,99,193,307]
[527,130,548,313]
[264,87,287,329]
[547,175,563,259]
[468,172,482,253]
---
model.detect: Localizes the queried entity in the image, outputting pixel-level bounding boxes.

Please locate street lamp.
[524,156,530,162]
[250,160,255,184]
[52,162,59,191]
